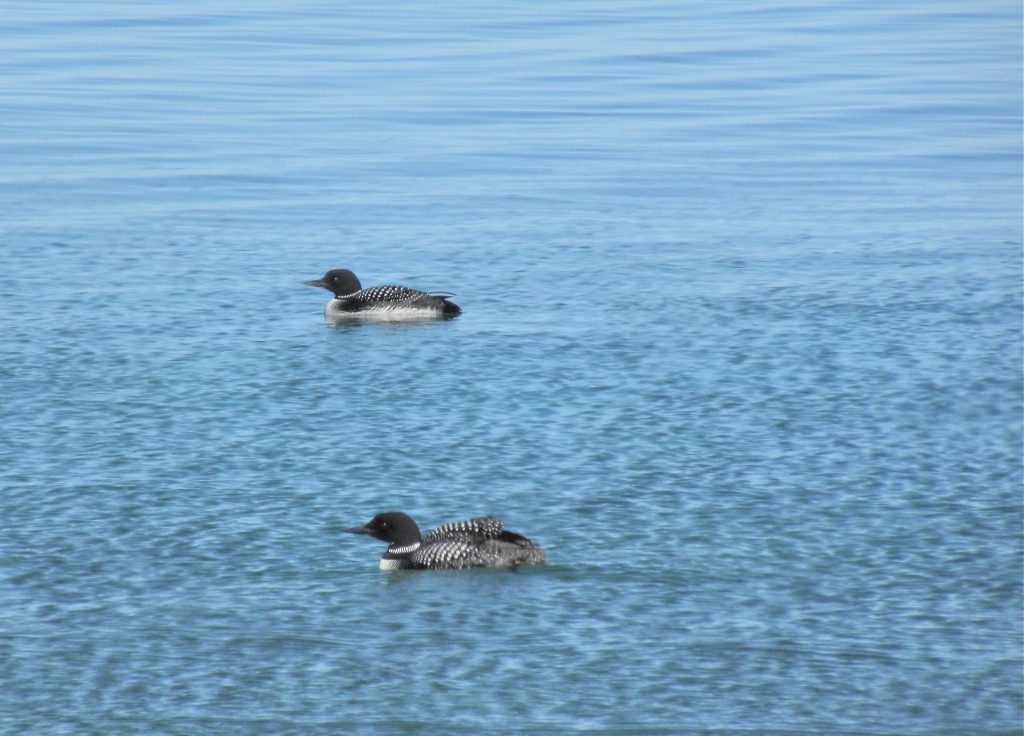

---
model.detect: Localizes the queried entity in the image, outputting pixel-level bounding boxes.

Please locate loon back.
[412,516,547,570]
[330,285,462,320]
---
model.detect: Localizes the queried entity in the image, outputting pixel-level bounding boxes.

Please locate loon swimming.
[343,512,547,571]
[304,268,461,321]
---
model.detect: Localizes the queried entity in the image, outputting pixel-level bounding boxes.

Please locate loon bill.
[304,268,461,321]
[343,511,547,570]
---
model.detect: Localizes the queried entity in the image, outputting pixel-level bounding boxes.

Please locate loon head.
[304,268,362,298]
[344,511,422,546]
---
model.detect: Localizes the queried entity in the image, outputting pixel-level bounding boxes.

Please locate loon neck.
[379,541,421,571]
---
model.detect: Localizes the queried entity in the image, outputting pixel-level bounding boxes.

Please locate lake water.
[2,1,1021,734]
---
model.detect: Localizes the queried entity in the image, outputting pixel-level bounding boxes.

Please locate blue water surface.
[2,1,1022,734]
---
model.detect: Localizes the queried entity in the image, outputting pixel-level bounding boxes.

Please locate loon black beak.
[304,278,327,289]
[343,524,372,535]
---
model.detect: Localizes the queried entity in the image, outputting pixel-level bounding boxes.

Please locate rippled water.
[2,1,1022,734]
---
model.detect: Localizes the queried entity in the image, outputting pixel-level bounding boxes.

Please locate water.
[2,1,1021,734]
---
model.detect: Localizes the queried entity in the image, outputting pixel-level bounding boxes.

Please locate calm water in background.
[1,1,1021,734]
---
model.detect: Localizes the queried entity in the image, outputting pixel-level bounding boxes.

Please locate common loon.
[343,512,547,570]
[304,268,461,321]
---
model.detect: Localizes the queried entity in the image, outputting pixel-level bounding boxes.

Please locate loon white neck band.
[388,542,422,555]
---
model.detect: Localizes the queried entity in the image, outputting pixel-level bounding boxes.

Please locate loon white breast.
[304,268,461,322]
[343,512,547,571]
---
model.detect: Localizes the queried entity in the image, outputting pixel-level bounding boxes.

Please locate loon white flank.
[343,512,547,571]
[304,268,461,321]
